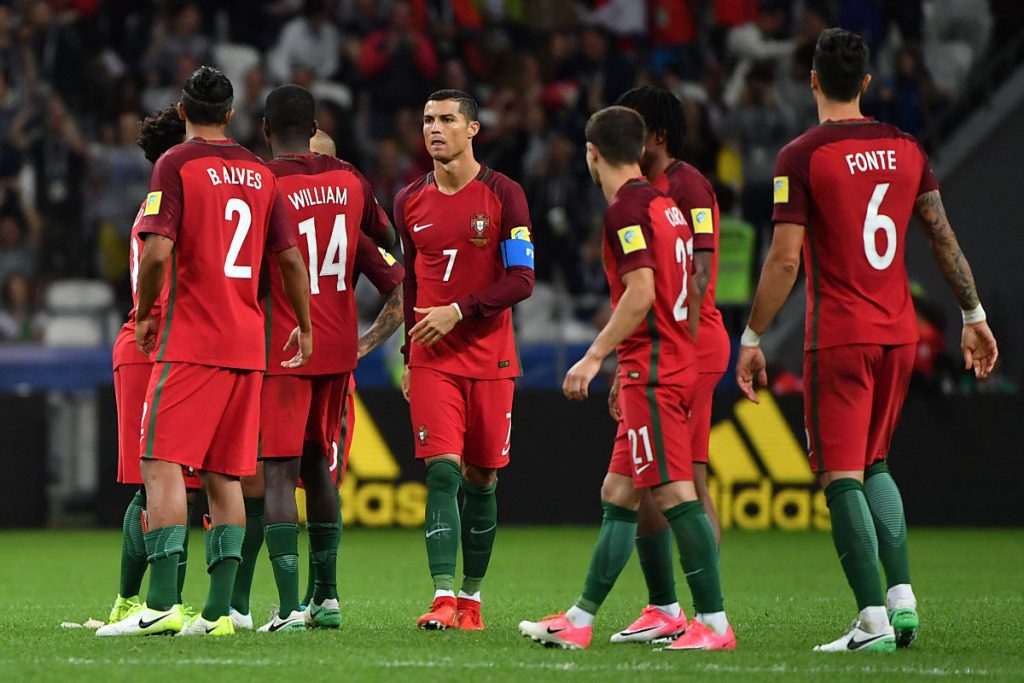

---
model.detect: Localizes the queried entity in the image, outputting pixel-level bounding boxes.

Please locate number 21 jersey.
[772,118,938,351]
[138,137,293,370]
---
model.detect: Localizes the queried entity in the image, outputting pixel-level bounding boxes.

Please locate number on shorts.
[628,426,654,466]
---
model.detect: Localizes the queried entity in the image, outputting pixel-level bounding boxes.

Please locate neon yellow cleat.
[107,595,142,624]
[178,613,235,637]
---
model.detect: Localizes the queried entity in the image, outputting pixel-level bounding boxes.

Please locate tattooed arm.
[915,189,998,378]
[915,190,980,309]
[358,285,404,359]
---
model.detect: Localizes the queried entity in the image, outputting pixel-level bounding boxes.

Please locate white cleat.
[228,608,253,630]
[813,620,896,653]
[96,605,183,637]
[258,610,307,633]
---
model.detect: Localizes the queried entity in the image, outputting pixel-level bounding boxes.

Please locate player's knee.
[426,458,462,495]
[600,474,639,510]
[265,458,300,491]
[463,463,497,488]
[650,480,697,511]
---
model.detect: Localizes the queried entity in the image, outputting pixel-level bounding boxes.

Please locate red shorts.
[140,361,262,477]
[408,367,514,468]
[115,363,200,489]
[608,383,693,488]
[804,343,914,473]
[260,373,351,473]
[689,371,724,464]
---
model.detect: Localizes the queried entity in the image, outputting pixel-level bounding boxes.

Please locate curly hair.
[137,106,185,163]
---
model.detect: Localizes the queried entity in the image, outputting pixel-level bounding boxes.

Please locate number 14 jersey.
[772,118,938,351]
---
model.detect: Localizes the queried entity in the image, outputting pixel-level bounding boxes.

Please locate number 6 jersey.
[138,137,295,371]
[772,118,939,351]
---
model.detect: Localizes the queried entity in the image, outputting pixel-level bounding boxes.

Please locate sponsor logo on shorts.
[417,425,428,446]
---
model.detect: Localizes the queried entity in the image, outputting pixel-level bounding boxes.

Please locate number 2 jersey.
[138,137,295,371]
[772,118,938,351]
[263,153,396,376]
[603,179,696,387]
[395,166,535,380]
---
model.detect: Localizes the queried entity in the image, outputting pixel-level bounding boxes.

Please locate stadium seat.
[213,43,261,96]
[43,315,105,347]
[43,280,117,347]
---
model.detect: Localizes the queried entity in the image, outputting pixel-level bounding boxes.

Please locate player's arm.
[354,233,406,359]
[735,222,805,403]
[135,234,173,356]
[269,194,312,368]
[357,171,396,248]
[914,189,998,378]
[564,267,655,401]
[394,192,417,401]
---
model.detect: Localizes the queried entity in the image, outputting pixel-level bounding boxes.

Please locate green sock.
[302,542,315,607]
[460,478,497,595]
[118,490,148,598]
[825,478,885,609]
[202,524,245,621]
[636,527,677,606]
[575,502,638,615]
[230,497,264,615]
[424,460,461,592]
[265,523,300,615]
[864,461,912,587]
[176,502,194,604]
[308,522,341,602]
[665,500,723,614]
[143,525,186,611]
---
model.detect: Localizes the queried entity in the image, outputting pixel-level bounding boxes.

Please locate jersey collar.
[188,136,239,146]
[821,117,879,127]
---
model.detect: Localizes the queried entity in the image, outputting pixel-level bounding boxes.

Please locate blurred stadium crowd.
[0,0,1018,347]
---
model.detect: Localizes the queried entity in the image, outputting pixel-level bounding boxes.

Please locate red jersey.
[653,161,730,373]
[264,153,393,376]
[603,179,696,386]
[112,201,163,369]
[138,137,295,371]
[396,166,533,380]
[772,119,938,350]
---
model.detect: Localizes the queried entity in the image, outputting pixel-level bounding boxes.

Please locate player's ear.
[222,107,235,127]
[809,70,819,93]
[860,73,871,95]
[585,141,598,164]
[310,120,318,141]
[176,102,186,121]
[467,119,481,138]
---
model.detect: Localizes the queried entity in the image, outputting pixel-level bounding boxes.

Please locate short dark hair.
[180,65,233,125]
[137,106,185,163]
[585,106,645,167]
[615,86,686,159]
[426,89,478,123]
[264,84,315,143]
[813,28,869,102]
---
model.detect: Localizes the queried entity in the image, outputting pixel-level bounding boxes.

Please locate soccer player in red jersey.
[107,106,203,625]
[519,106,734,651]
[98,67,313,637]
[603,86,732,643]
[395,89,534,630]
[252,85,401,632]
[735,29,998,652]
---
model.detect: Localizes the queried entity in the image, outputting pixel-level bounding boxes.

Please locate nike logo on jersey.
[137,612,172,629]
[847,632,891,650]
[469,524,496,535]
[413,223,434,232]
[635,464,651,475]
[425,527,452,538]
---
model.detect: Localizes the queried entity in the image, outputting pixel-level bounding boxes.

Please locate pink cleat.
[611,605,689,643]
[519,613,592,650]
[663,619,736,651]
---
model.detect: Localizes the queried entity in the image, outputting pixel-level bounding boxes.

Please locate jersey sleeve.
[353,231,404,295]
[355,169,395,247]
[771,141,811,226]
[137,152,184,240]
[394,187,417,364]
[673,172,717,252]
[266,187,297,254]
[604,198,656,280]
[917,145,940,197]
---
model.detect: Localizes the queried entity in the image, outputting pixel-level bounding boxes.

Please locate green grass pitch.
[1,527,1022,682]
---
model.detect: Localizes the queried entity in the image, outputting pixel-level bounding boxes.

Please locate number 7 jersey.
[772,118,938,351]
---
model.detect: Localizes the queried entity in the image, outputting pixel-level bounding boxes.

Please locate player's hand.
[736,345,768,403]
[608,369,622,421]
[135,317,157,357]
[401,365,411,402]
[961,321,998,379]
[564,353,602,401]
[410,305,460,346]
[281,326,312,368]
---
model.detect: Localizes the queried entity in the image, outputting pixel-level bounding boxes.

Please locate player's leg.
[608,418,686,644]
[638,384,732,651]
[229,464,264,628]
[519,472,640,649]
[863,343,917,646]
[690,370,725,542]
[259,455,305,632]
[455,377,513,629]
[807,346,894,653]
[409,368,467,630]
[178,477,200,610]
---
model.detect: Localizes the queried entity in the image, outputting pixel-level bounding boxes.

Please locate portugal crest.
[470,212,490,246]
